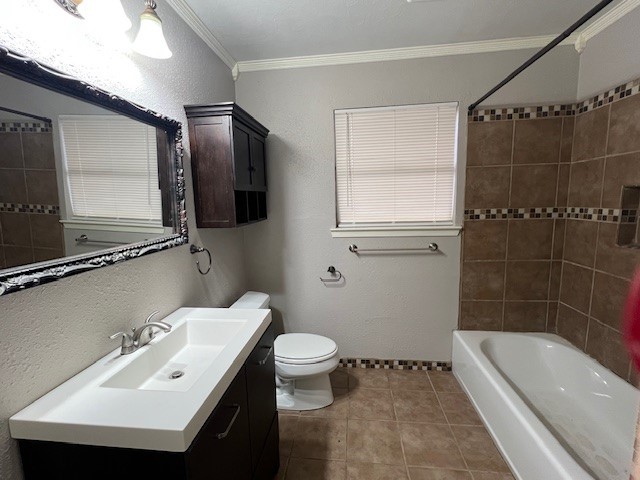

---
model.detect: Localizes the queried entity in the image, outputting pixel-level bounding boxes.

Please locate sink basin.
[102,319,247,392]
[9,307,271,452]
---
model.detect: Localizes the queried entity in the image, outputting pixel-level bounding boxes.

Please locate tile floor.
[276,368,515,480]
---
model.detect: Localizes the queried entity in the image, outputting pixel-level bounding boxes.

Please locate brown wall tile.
[25,170,59,205]
[563,220,598,267]
[505,261,550,301]
[552,220,566,260]
[547,302,558,333]
[459,301,503,331]
[510,165,558,207]
[467,121,514,166]
[462,221,507,261]
[0,212,31,246]
[0,169,27,203]
[586,320,630,379]
[601,153,640,209]
[0,245,5,268]
[608,93,640,155]
[465,167,511,208]
[568,159,604,207]
[503,301,547,332]
[556,303,588,350]
[513,118,562,165]
[590,272,629,330]
[556,164,570,206]
[559,262,593,313]
[572,106,609,162]
[560,117,574,164]
[507,219,553,260]
[596,222,640,279]
[0,133,23,168]
[549,261,562,301]
[22,132,55,170]
[33,248,63,263]
[29,214,63,249]
[4,245,33,268]
[461,262,505,300]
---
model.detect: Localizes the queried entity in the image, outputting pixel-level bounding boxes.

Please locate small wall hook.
[190,244,212,275]
[320,266,342,283]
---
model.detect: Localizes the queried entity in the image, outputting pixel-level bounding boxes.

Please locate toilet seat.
[275,333,338,365]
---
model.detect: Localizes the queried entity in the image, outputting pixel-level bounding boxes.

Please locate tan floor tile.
[451,426,509,472]
[437,392,482,426]
[348,368,390,390]
[302,388,349,419]
[388,370,434,392]
[399,423,466,469]
[347,419,404,465]
[349,388,396,420]
[280,415,299,456]
[331,369,350,389]
[285,458,347,480]
[276,455,289,480]
[428,372,463,393]
[470,472,514,480]
[408,467,472,479]
[347,462,409,479]
[393,390,447,424]
[279,409,301,416]
[291,417,347,460]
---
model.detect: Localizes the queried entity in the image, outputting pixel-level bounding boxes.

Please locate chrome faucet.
[110,311,172,355]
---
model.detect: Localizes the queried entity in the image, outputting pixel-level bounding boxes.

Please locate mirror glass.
[0,72,177,271]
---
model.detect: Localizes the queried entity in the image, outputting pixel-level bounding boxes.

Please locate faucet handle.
[110,331,135,355]
[145,311,160,323]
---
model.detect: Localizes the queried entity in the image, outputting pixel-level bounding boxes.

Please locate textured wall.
[577,7,640,99]
[235,47,579,361]
[0,2,244,479]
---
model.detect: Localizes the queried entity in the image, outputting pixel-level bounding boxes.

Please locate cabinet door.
[249,134,267,190]
[186,367,252,480]
[232,123,252,191]
[245,324,277,473]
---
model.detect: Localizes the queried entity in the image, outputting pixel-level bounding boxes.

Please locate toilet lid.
[275,333,338,365]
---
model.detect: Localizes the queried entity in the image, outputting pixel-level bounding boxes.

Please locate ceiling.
[180,0,616,62]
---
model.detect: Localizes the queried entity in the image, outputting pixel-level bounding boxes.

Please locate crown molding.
[164,0,237,70]
[574,0,640,52]
[236,35,577,73]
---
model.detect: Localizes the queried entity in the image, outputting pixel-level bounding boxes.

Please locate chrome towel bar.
[75,234,129,245]
[348,243,439,254]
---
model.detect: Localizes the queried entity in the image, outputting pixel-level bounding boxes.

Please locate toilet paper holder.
[320,266,342,283]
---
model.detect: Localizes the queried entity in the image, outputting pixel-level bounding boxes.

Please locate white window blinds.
[335,102,458,226]
[59,115,162,224]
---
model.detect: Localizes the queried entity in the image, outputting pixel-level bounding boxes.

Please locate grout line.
[562,258,632,282]
[501,121,516,331]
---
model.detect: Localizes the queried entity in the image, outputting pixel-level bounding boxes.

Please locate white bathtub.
[452,331,639,480]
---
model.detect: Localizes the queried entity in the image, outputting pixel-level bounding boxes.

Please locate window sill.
[330,225,462,238]
[61,219,166,235]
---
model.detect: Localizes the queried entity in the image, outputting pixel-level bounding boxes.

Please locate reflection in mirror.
[0,72,174,272]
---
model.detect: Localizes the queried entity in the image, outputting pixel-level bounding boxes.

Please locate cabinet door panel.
[187,367,252,480]
[250,134,267,190]
[232,124,252,190]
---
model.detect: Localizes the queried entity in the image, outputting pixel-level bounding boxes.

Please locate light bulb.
[76,0,132,33]
[132,1,173,59]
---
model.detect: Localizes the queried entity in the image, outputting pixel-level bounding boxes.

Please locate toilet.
[230,291,339,411]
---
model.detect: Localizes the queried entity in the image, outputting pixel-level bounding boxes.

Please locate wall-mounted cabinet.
[185,103,269,228]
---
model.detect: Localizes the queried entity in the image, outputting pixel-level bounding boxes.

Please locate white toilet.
[230,291,339,411]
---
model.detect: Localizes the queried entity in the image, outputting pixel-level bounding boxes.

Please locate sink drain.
[169,370,185,379]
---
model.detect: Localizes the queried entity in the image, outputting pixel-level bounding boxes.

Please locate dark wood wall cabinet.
[185,103,269,228]
[19,324,279,480]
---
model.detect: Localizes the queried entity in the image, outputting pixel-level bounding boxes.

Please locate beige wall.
[236,47,579,361]
[0,2,245,478]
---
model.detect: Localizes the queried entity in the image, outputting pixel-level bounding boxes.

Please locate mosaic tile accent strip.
[468,77,640,121]
[339,358,452,371]
[0,203,60,215]
[0,121,52,133]
[463,207,624,223]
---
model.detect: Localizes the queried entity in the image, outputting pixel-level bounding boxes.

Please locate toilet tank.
[230,291,270,309]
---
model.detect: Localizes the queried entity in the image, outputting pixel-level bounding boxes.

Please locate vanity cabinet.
[18,324,279,480]
[185,103,269,228]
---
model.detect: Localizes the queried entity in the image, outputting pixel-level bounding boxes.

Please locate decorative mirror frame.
[0,45,188,296]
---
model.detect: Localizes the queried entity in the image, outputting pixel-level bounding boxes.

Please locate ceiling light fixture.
[76,0,132,32]
[132,0,173,59]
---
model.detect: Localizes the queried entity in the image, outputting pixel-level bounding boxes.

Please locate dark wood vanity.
[18,324,279,480]
[185,103,269,228]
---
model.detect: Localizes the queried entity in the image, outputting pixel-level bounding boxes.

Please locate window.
[59,115,162,226]
[333,102,458,235]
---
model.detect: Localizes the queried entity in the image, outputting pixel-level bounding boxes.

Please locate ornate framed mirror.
[0,45,188,296]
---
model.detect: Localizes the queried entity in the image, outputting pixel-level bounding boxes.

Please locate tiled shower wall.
[461,79,640,382]
[0,121,63,268]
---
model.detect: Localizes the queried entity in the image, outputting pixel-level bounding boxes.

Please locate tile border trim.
[469,77,640,121]
[338,358,452,371]
[463,207,628,223]
[0,203,60,215]
[0,121,52,133]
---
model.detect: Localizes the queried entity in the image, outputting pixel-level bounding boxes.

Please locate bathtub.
[452,331,639,480]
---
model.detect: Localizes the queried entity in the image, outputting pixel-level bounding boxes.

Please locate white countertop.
[9,307,272,452]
